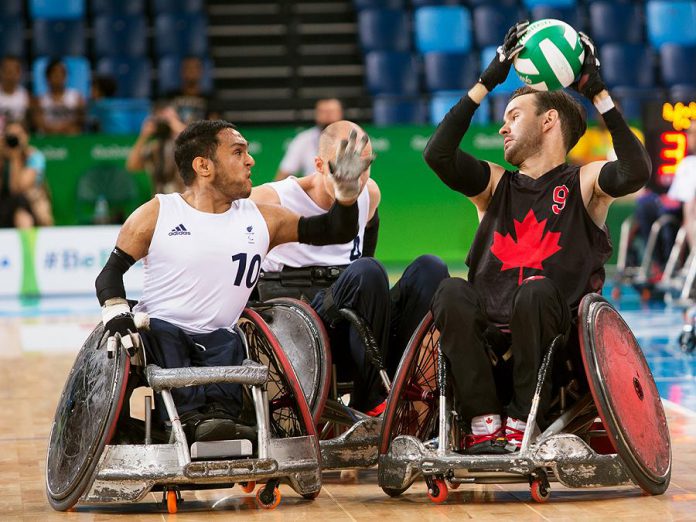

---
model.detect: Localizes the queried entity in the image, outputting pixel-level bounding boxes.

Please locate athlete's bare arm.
[114,198,160,261]
[256,203,302,249]
[366,178,380,220]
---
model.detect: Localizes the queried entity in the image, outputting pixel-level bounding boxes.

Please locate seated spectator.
[126,101,186,194]
[166,56,217,123]
[31,59,85,135]
[1,120,52,226]
[86,73,117,132]
[0,56,29,133]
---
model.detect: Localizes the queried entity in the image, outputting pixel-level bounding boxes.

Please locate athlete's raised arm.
[423,21,528,212]
[258,129,372,250]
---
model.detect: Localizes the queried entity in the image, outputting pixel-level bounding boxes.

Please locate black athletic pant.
[431,276,571,424]
[142,318,245,423]
[312,255,449,412]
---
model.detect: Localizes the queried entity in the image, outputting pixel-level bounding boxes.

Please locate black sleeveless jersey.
[466,163,612,326]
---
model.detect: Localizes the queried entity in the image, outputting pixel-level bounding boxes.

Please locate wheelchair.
[249,297,391,470]
[377,293,671,503]
[45,308,321,513]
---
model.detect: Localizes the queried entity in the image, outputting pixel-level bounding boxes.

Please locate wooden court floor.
[3,352,696,521]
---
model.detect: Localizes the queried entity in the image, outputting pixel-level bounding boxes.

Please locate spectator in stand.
[166,56,218,124]
[31,59,85,135]
[86,73,118,132]
[1,120,52,226]
[126,101,186,195]
[275,98,344,181]
[0,56,29,133]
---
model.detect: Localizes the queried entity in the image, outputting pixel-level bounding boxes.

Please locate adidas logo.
[168,224,191,236]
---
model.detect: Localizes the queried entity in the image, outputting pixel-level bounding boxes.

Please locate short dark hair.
[45,59,65,79]
[174,120,237,186]
[509,86,587,153]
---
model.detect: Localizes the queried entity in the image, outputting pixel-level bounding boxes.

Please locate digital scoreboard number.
[643,101,694,190]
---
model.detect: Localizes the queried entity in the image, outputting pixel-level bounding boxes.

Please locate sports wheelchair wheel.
[249,298,331,425]
[45,324,130,511]
[239,308,317,440]
[579,293,671,495]
[379,312,439,458]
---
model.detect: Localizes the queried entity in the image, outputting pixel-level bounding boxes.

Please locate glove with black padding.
[479,20,529,92]
[328,129,376,201]
[571,32,607,101]
[102,298,141,358]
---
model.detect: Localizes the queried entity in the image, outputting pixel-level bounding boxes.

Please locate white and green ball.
[513,19,584,91]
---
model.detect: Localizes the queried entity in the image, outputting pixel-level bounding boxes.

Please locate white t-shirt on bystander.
[668,155,696,203]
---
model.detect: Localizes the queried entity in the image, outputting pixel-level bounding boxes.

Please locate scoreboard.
[643,101,695,191]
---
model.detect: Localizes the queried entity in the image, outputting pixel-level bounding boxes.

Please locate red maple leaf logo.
[490,209,562,285]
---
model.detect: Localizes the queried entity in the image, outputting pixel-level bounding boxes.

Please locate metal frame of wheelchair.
[45,308,321,513]
[251,297,391,470]
[377,294,672,504]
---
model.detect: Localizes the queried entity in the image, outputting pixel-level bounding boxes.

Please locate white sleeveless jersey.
[261,177,370,271]
[134,193,270,334]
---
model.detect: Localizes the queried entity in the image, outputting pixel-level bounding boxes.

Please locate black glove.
[102,302,141,357]
[571,32,607,101]
[479,20,529,92]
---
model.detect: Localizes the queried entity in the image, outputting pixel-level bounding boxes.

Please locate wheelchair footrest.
[190,440,253,459]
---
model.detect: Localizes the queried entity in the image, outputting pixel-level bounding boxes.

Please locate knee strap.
[319,288,344,327]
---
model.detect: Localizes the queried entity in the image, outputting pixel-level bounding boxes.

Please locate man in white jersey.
[252,120,449,415]
[95,120,366,442]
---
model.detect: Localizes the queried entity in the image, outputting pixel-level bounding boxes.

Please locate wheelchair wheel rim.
[257,298,331,425]
[379,312,439,455]
[45,323,130,503]
[579,293,671,494]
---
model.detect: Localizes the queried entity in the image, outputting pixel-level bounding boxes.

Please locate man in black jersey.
[423,23,651,454]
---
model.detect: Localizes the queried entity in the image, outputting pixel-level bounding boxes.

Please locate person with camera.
[126,102,186,195]
[1,120,52,226]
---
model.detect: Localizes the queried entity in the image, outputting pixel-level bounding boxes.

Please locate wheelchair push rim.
[45,323,130,510]
[578,293,671,495]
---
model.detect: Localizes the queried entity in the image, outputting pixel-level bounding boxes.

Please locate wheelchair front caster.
[530,479,551,503]
[426,477,448,504]
[240,481,256,494]
[256,484,281,509]
[163,488,182,514]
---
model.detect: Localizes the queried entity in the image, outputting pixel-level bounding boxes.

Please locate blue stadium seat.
[89,98,151,134]
[158,56,213,95]
[0,17,25,58]
[30,0,84,19]
[154,13,208,57]
[153,0,206,13]
[97,57,152,98]
[647,1,696,47]
[669,85,696,103]
[468,0,518,6]
[32,20,85,57]
[423,52,478,92]
[373,95,427,125]
[529,6,583,31]
[94,15,147,58]
[91,0,144,16]
[431,91,489,125]
[600,44,655,89]
[612,86,665,121]
[353,0,406,10]
[414,6,472,53]
[365,51,419,95]
[358,9,410,52]
[411,0,460,6]
[0,0,23,17]
[480,46,525,94]
[588,2,643,45]
[473,4,520,49]
[32,57,90,98]
[523,0,576,8]
[660,45,696,87]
